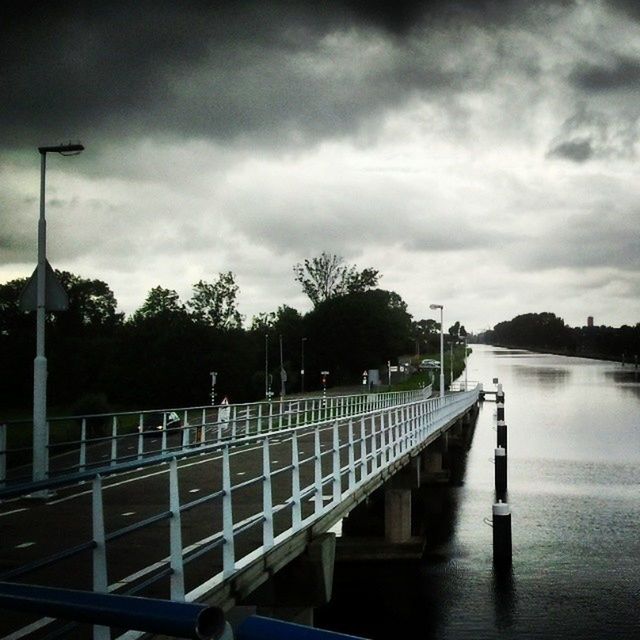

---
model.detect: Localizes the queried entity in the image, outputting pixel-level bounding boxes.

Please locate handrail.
[0,386,433,488]
[0,386,477,640]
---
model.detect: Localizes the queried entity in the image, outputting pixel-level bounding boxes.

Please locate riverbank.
[478,342,637,366]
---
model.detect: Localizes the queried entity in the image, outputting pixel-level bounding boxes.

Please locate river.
[316,344,640,639]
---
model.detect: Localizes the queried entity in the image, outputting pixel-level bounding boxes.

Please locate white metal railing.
[0,385,477,640]
[0,386,432,488]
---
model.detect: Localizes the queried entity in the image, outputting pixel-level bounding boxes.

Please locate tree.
[293,252,380,306]
[188,272,243,329]
[304,288,412,385]
[54,271,123,332]
[131,286,186,323]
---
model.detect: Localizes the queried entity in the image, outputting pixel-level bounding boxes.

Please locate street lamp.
[33,142,84,486]
[300,337,307,394]
[279,334,286,398]
[429,303,444,398]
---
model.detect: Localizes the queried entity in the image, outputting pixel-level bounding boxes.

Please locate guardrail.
[0,385,476,640]
[0,386,432,488]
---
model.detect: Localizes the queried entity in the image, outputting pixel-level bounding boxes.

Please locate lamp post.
[450,340,454,386]
[430,303,444,398]
[33,142,84,486]
[279,334,286,398]
[265,334,269,399]
[300,337,307,394]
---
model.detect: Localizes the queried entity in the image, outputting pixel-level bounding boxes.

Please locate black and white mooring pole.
[495,446,507,499]
[492,500,512,566]
[497,420,507,453]
[496,382,505,418]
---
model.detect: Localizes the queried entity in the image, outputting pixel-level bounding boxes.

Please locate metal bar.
[79,419,87,473]
[263,438,274,549]
[110,416,118,467]
[169,458,185,601]
[291,432,301,530]
[332,422,340,503]
[347,419,355,491]
[0,582,224,640]
[92,475,110,640]
[222,445,235,577]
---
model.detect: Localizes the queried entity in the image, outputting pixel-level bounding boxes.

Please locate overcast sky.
[2,0,640,332]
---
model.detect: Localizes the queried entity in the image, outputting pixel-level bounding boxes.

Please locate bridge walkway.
[0,387,479,640]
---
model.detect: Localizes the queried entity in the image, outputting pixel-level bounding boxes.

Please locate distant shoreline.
[476,343,636,366]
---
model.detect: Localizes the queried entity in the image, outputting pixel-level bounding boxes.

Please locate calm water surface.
[317,345,640,639]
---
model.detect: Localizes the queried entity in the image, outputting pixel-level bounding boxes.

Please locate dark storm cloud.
[0,0,575,151]
[546,104,639,162]
[571,55,640,92]
[547,138,593,162]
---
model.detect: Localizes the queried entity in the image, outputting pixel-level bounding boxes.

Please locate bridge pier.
[238,533,336,627]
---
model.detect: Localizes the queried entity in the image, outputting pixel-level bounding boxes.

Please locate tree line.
[478,312,640,362]
[0,253,464,415]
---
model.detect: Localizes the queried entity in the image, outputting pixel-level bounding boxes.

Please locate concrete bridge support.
[238,533,336,626]
[384,456,421,543]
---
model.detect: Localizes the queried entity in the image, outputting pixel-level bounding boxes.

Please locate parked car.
[418,359,440,370]
[138,411,181,436]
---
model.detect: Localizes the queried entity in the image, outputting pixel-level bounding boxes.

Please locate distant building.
[587,316,594,328]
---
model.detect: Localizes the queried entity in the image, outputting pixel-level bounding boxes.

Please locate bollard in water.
[497,420,507,453]
[494,446,507,499]
[492,500,512,566]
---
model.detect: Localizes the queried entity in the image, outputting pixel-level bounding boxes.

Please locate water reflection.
[511,364,572,387]
[319,345,640,639]
[491,565,518,631]
[604,369,640,400]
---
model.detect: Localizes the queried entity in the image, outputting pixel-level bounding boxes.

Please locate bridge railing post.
[347,419,355,492]
[314,428,323,515]
[79,418,87,473]
[182,412,190,450]
[359,415,367,481]
[169,457,185,601]
[332,422,341,503]
[379,412,387,467]
[371,413,379,473]
[110,416,118,467]
[161,413,168,454]
[291,432,301,530]
[137,415,144,459]
[222,445,235,578]
[92,475,110,640]
[263,438,274,549]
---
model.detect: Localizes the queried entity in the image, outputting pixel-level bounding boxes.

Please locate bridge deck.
[0,388,479,640]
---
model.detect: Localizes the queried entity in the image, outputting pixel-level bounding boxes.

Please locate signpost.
[321,370,329,407]
[210,371,217,405]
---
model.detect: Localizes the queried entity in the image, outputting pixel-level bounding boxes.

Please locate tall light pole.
[265,333,269,399]
[450,340,454,386]
[300,337,307,394]
[279,334,286,398]
[33,142,84,486]
[430,303,444,398]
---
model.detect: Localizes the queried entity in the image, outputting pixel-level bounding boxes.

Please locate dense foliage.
[479,312,640,362]
[0,262,456,415]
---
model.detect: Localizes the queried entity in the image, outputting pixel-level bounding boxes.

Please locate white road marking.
[46,443,264,505]
[0,507,28,518]
[121,511,135,516]
[15,542,35,549]
[189,488,200,493]
[2,616,55,640]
